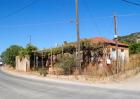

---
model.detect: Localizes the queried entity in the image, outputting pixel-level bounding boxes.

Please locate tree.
[19,48,28,60]
[1,45,23,67]
[19,44,38,57]
[129,43,140,54]
[18,44,38,64]
[26,44,38,56]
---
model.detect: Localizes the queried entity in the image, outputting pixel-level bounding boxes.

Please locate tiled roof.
[89,37,128,47]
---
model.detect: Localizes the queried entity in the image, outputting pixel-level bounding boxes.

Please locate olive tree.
[1,45,23,67]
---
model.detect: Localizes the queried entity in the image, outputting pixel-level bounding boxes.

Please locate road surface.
[0,69,140,99]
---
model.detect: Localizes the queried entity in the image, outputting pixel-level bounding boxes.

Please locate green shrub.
[39,68,48,76]
[55,55,76,75]
[129,43,140,54]
[1,45,23,67]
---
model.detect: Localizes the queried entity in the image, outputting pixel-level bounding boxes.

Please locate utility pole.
[33,51,36,69]
[114,15,119,74]
[51,48,53,68]
[75,0,81,72]
[36,56,38,69]
[42,52,44,69]
[62,44,64,56]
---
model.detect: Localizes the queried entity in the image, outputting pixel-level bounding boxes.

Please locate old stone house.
[89,37,129,62]
[16,37,129,72]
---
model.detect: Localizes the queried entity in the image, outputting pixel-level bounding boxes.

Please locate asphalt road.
[0,69,140,99]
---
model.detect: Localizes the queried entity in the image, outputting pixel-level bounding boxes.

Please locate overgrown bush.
[1,44,38,68]
[39,68,48,76]
[55,54,76,75]
[1,45,23,67]
[129,43,140,54]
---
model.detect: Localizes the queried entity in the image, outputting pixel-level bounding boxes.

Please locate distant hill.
[118,32,140,45]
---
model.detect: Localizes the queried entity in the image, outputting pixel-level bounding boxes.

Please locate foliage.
[80,39,91,50]
[129,43,140,54]
[117,32,140,54]
[63,45,75,54]
[19,44,38,59]
[1,44,38,67]
[46,44,75,56]
[55,55,76,75]
[52,47,62,55]
[1,45,23,67]
[26,44,38,56]
[19,48,28,60]
[117,32,140,44]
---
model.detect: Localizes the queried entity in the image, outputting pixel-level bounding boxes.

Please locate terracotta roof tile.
[89,37,128,47]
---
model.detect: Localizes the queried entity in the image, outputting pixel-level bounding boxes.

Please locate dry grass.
[3,54,140,84]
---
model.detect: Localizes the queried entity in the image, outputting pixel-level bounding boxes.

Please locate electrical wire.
[0,20,72,28]
[81,0,102,36]
[0,0,40,20]
[118,13,140,17]
[122,0,140,7]
[81,13,140,20]
[0,13,139,28]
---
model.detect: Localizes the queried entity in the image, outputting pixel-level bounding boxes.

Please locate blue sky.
[0,0,140,53]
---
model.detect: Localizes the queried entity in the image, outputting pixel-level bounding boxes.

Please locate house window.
[112,48,116,51]
[121,49,124,52]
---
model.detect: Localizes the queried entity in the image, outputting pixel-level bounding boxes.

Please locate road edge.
[0,66,139,92]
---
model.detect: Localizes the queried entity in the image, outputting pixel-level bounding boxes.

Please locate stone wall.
[16,56,30,72]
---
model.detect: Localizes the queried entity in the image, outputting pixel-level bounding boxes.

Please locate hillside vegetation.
[118,32,140,54]
[118,32,140,44]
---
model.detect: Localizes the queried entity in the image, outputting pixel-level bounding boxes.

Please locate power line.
[118,13,140,17]
[80,13,140,21]
[0,13,139,28]
[0,20,71,27]
[1,0,40,20]
[122,0,140,7]
[81,0,102,35]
